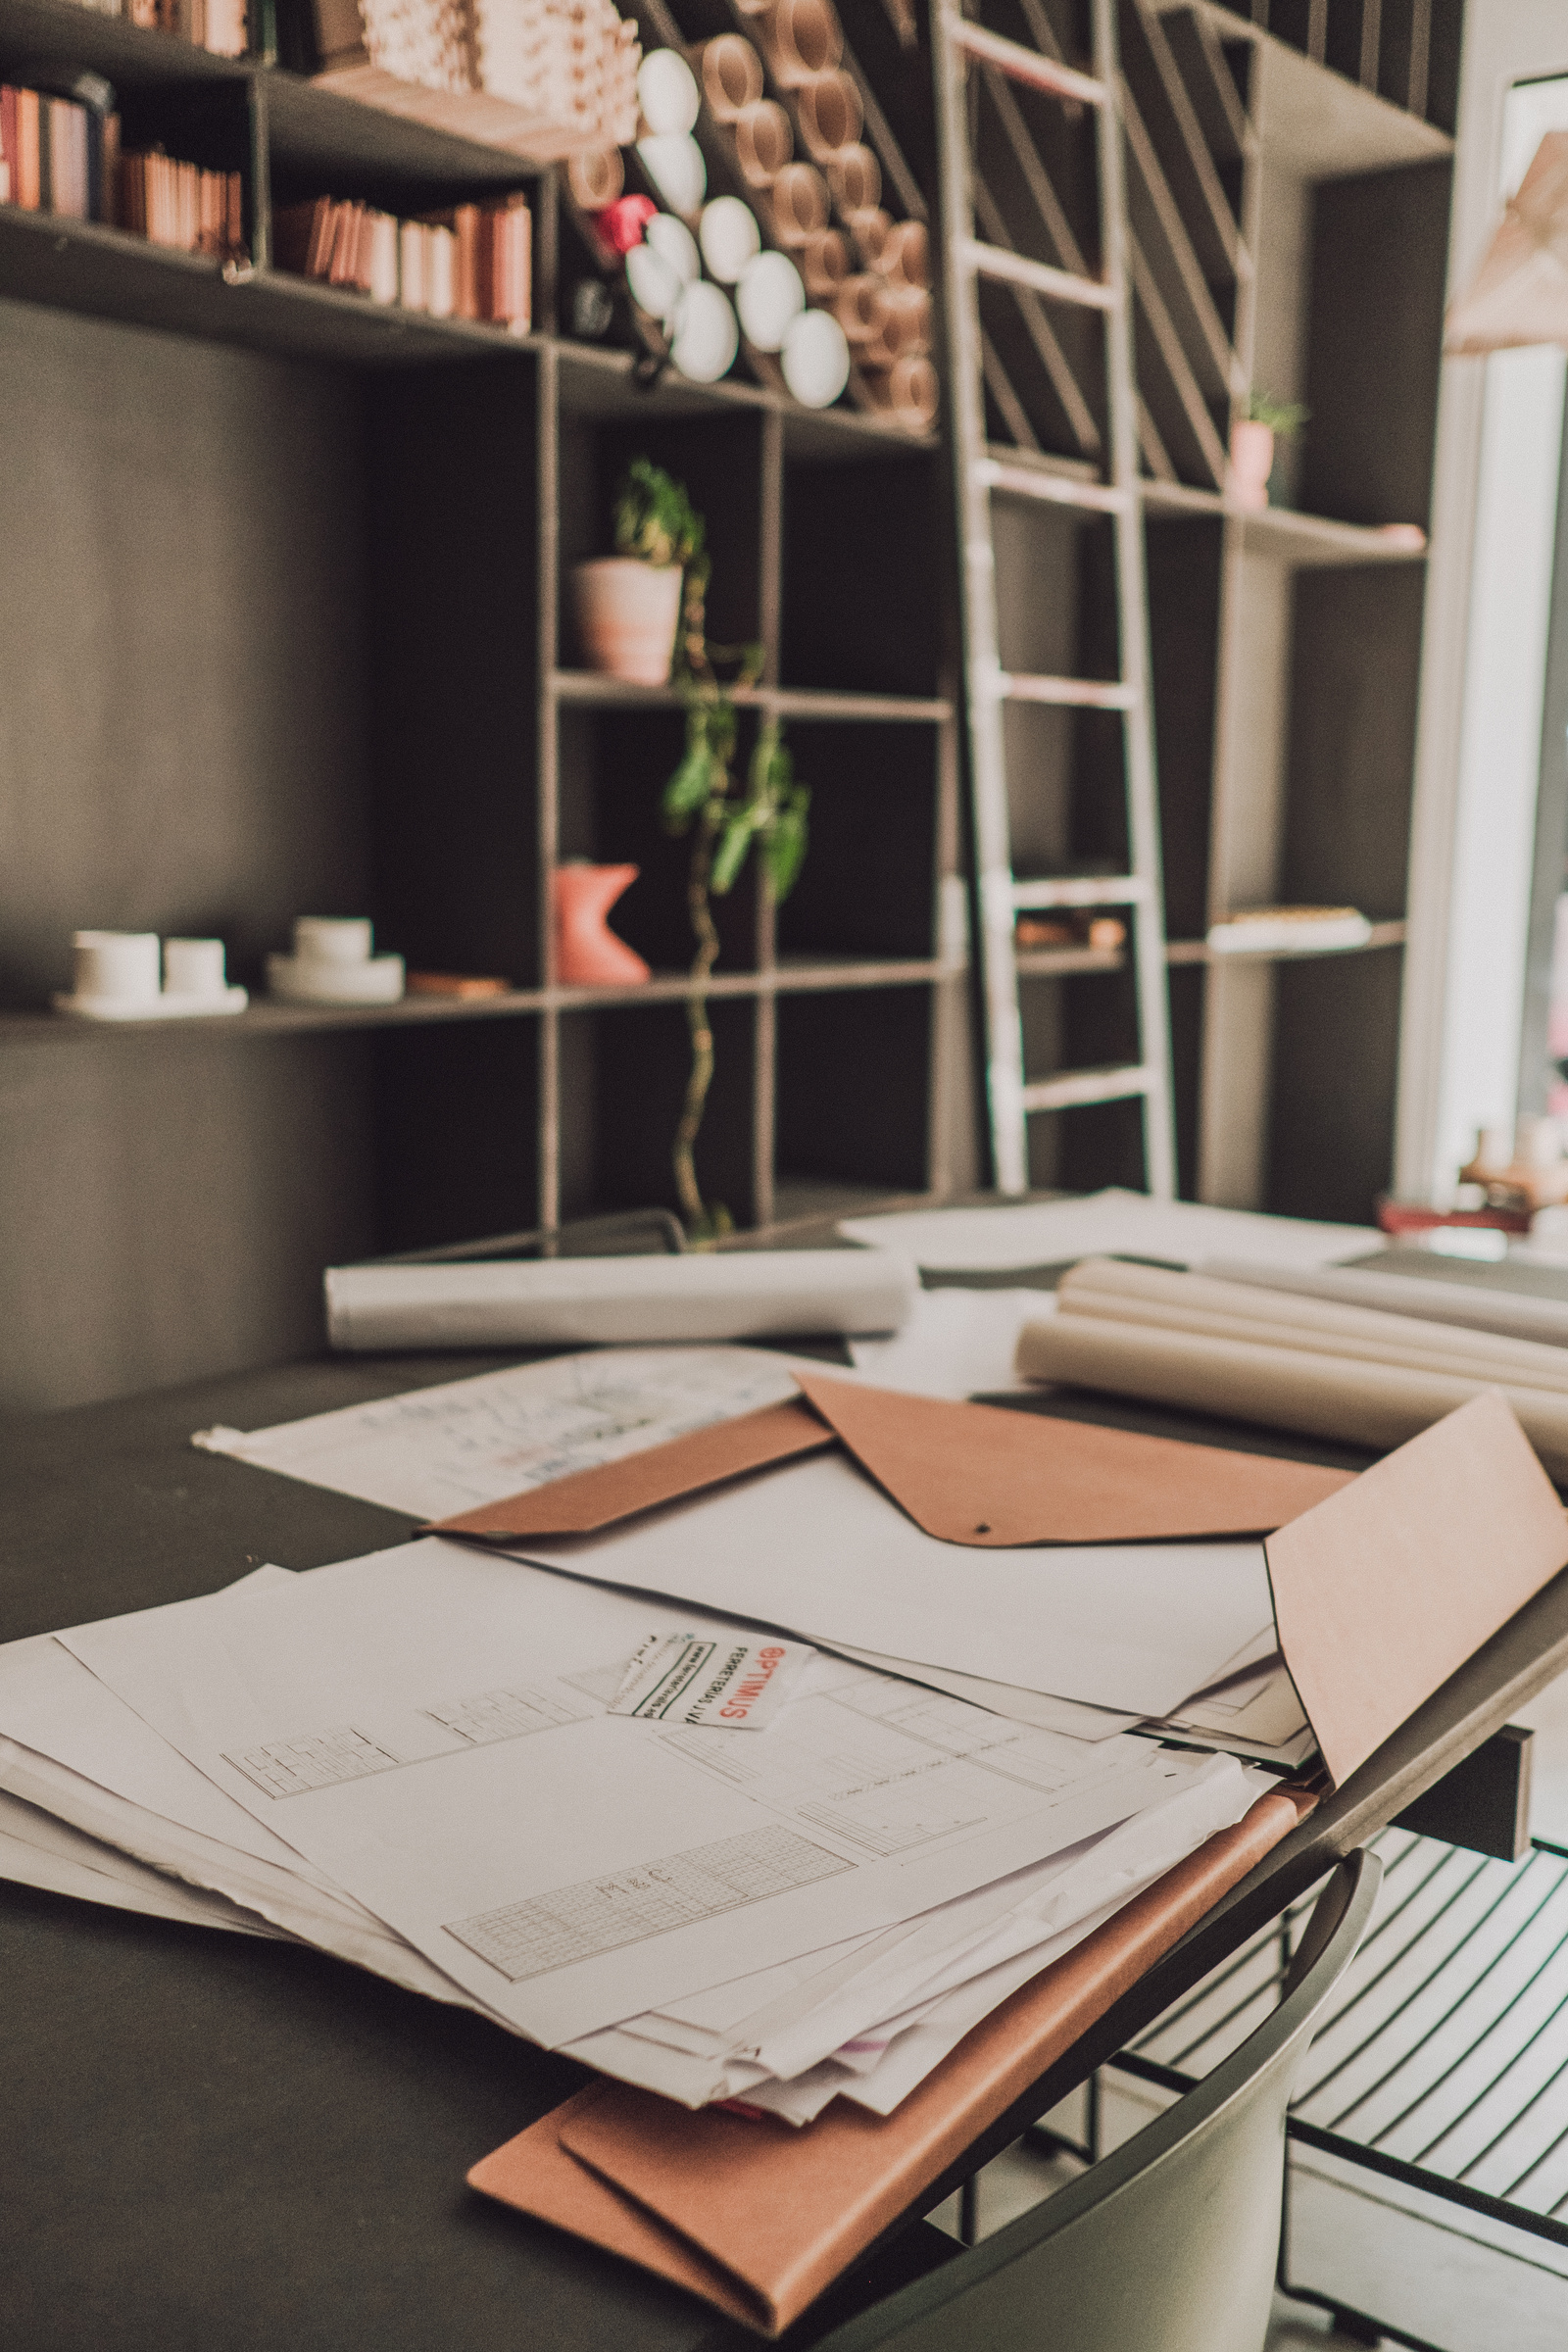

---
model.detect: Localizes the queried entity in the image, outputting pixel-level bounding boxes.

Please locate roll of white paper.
[324,1249,918,1351]
[737,248,805,350]
[782,307,850,407]
[645,210,700,287]
[625,239,683,323]
[637,48,701,135]
[700,195,761,283]
[670,280,739,381]
[637,133,707,218]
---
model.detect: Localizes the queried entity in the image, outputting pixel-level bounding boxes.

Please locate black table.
[5,1351,1567,2352]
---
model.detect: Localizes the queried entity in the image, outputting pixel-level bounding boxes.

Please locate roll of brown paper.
[1014,1312,1568,1480]
[764,0,842,85]
[768,160,831,241]
[826,142,880,215]
[799,226,849,297]
[846,206,892,267]
[567,147,623,210]
[733,98,794,186]
[880,216,929,290]
[701,34,764,120]
[861,353,940,431]
[795,67,862,160]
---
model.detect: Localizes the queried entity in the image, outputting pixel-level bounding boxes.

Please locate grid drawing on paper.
[422,1686,593,1743]
[226,1726,405,1796]
[444,1825,855,1983]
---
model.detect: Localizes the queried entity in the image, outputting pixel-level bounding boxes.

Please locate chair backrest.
[813,1849,1382,2352]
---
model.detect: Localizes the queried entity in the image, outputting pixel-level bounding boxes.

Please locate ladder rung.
[1011,876,1152,909]
[975,458,1130,515]
[944,17,1106,108]
[1021,1064,1154,1113]
[958,239,1116,312]
[999,672,1138,710]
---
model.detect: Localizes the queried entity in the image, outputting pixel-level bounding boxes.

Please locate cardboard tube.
[845,205,892,267]
[860,354,939,431]
[764,0,842,84]
[825,142,879,215]
[1016,1313,1568,1480]
[798,226,849,296]
[879,216,929,290]
[768,161,830,242]
[833,272,881,343]
[859,285,930,365]
[701,34,764,120]
[733,98,794,186]
[794,67,861,161]
[567,147,622,210]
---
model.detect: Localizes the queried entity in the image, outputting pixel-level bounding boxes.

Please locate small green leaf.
[766,800,809,903]
[710,808,759,895]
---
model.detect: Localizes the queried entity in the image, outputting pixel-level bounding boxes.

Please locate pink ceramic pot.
[553,862,651,986]
[1228,418,1275,512]
[571,559,683,686]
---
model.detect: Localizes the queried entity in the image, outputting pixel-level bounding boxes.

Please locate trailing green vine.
[614,461,809,1242]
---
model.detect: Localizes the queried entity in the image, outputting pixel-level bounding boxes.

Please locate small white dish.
[53,987,250,1020]
[267,953,405,1005]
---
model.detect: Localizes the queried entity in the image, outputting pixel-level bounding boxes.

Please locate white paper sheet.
[60,1539,1201,2049]
[819,1650,1140,1740]
[839,1188,1380,1274]
[848,1289,1044,1397]
[514,1451,1273,1719]
[191,1346,812,1521]
[0,1785,280,1935]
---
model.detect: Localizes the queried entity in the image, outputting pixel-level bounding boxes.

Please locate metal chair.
[811,1850,1382,2352]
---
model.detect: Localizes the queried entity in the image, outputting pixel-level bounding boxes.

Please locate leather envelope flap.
[794,1371,1352,1544]
[1266,1392,1568,1788]
[471,1788,1314,2336]
[433,1379,1352,1547]
[432,1398,832,1539]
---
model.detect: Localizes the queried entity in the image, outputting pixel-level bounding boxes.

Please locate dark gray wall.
[0,297,376,1411]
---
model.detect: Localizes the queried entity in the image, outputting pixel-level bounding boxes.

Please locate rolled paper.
[736,248,806,351]
[732,98,794,187]
[637,132,707,217]
[645,210,700,287]
[798,225,849,297]
[701,33,764,120]
[833,272,882,343]
[825,142,879,215]
[781,305,851,407]
[670,280,740,382]
[624,238,683,323]
[880,216,929,290]
[768,161,830,242]
[861,353,940,431]
[637,48,701,136]
[764,0,842,84]
[699,195,762,284]
[567,147,623,211]
[794,67,862,162]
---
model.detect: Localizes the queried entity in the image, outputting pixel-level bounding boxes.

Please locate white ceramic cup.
[163,937,227,997]
[73,930,161,1004]
[294,917,373,965]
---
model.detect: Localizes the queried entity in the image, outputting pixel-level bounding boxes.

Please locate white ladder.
[933,0,1176,1197]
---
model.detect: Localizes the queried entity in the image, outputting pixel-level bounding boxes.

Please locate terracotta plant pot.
[554,863,651,986]
[1228,418,1275,512]
[571,559,683,685]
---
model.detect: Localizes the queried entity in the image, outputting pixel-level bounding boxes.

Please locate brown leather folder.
[467,1786,1315,2335]
[433,1375,1353,1547]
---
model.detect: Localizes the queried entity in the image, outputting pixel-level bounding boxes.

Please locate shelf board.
[0,956,964,1045]
[552,342,935,461]
[1014,947,1126,977]
[1164,920,1406,966]
[1152,2,1454,175]
[551,673,954,724]
[1141,478,1428,565]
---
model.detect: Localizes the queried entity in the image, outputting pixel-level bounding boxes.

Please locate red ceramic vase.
[553,863,651,986]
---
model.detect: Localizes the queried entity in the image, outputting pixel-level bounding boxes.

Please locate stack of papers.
[0,1539,1273,2125]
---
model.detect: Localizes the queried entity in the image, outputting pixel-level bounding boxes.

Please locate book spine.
[0,87,16,208]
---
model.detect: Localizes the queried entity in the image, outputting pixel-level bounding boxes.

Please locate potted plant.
[1228,392,1308,513]
[611,459,809,1241]
[570,456,690,685]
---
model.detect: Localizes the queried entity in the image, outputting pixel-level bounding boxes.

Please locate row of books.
[273,191,529,326]
[61,0,248,58]
[0,90,245,260]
